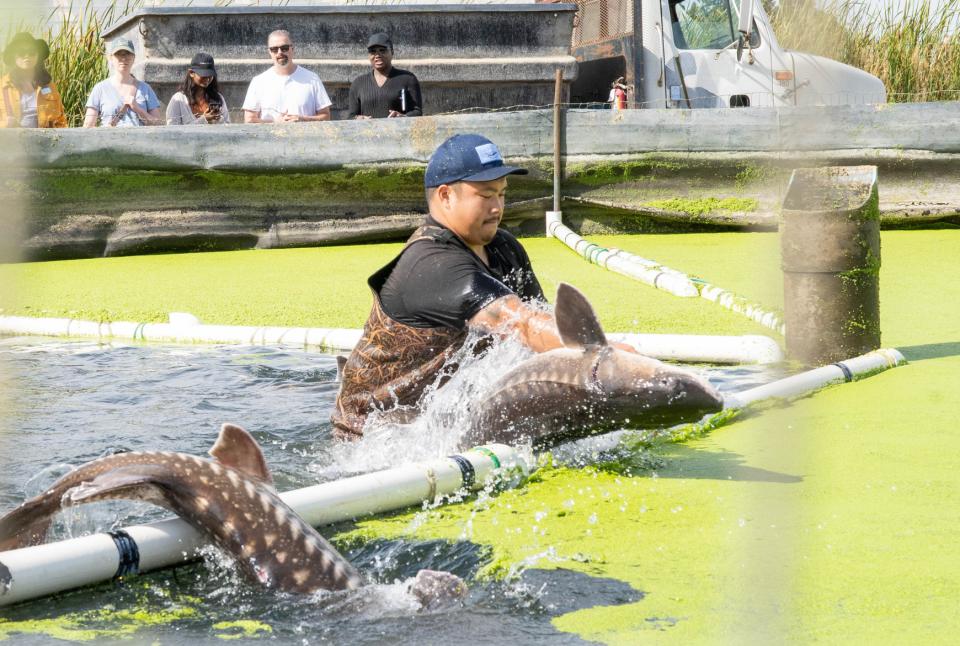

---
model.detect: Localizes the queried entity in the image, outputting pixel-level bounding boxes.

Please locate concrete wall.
[5,102,960,261]
[101,4,578,119]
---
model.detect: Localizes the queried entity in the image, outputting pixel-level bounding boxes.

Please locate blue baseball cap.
[424,134,528,188]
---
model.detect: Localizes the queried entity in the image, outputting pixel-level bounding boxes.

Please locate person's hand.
[353,115,372,120]
[203,106,221,122]
[387,110,403,118]
[279,112,301,123]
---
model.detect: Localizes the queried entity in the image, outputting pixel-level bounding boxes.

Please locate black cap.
[424,134,528,188]
[3,32,49,67]
[189,52,216,77]
[366,32,392,51]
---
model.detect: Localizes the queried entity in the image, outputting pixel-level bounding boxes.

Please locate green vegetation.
[641,197,759,216]
[769,0,960,102]
[1,230,958,642]
[335,229,960,642]
[0,234,785,337]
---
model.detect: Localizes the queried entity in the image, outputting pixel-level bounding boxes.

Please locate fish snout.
[654,370,724,412]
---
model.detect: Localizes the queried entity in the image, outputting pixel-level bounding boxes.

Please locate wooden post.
[781,166,881,366]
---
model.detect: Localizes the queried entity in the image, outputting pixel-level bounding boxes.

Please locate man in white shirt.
[242,30,332,123]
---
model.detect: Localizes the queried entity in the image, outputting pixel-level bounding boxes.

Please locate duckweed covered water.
[0,337,770,644]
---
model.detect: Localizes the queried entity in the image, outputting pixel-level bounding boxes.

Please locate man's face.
[268,34,293,68]
[368,45,392,72]
[439,178,508,247]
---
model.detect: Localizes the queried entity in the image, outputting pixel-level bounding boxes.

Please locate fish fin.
[336,355,348,381]
[209,423,274,485]
[0,501,55,551]
[555,283,607,348]
[66,470,166,505]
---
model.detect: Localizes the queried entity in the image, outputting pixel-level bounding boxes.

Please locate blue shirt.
[86,78,160,127]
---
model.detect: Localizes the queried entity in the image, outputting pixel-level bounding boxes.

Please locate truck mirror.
[737,0,754,63]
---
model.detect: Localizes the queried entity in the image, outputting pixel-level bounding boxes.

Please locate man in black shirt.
[346,33,422,119]
[332,134,575,438]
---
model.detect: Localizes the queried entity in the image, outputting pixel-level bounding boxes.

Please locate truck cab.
[564,0,886,108]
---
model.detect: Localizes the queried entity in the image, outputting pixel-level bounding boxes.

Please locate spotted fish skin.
[0,425,362,594]
[467,284,724,447]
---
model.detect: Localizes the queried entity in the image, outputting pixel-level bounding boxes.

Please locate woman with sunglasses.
[83,37,161,127]
[1,32,67,128]
[166,53,230,125]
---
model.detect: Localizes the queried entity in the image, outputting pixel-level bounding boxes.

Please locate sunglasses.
[15,50,38,59]
[268,45,291,54]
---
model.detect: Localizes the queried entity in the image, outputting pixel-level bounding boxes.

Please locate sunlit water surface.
[0,337,780,644]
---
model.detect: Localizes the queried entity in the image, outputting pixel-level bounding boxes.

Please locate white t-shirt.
[241,65,332,121]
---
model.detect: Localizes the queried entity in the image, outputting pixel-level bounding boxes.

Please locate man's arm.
[346,78,364,119]
[469,294,640,355]
[467,295,563,353]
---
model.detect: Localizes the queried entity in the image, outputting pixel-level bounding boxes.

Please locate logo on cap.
[475,143,502,166]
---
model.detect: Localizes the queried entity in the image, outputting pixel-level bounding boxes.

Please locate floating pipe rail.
[545,212,786,335]
[724,347,906,410]
[0,444,526,607]
[0,314,784,364]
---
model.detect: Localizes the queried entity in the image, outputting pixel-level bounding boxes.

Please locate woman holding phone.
[165,53,230,125]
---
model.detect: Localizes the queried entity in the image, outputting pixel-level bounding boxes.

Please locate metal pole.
[553,67,563,213]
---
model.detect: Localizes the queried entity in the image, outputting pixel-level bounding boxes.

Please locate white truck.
[562,0,886,108]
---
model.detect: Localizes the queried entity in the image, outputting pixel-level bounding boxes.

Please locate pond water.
[0,337,780,644]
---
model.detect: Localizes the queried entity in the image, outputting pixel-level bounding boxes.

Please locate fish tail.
[0,497,57,551]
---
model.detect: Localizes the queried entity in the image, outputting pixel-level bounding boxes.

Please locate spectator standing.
[83,38,162,127]
[1,32,67,128]
[242,30,332,123]
[166,53,230,125]
[347,33,422,120]
[608,76,629,111]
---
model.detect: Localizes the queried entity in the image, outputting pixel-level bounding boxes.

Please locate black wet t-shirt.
[376,217,545,329]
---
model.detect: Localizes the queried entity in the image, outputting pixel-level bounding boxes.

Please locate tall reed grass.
[2,1,143,126]
[770,0,960,102]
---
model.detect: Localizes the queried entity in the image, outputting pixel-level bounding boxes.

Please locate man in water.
[332,134,571,438]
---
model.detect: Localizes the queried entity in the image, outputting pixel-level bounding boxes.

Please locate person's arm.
[468,295,564,353]
[346,78,364,120]
[46,84,68,128]
[82,107,99,128]
[468,293,639,354]
[165,94,184,125]
[404,76,422,117]
[128,83,163,125]
[241,80,263,123]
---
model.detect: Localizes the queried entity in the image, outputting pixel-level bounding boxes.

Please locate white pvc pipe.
[545,213,786,335]
[0,315,364,353]
[0,315,784,364]
[608,332,782,364]
[724,348,906,409]
[0,444,526,607]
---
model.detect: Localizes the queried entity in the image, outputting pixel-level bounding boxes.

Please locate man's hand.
[387,110,404,118]
[354,115,372,120]
[279,111,301,123]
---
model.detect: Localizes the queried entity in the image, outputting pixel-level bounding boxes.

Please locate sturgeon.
[466,283,724,448]
[0,424,464,604]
